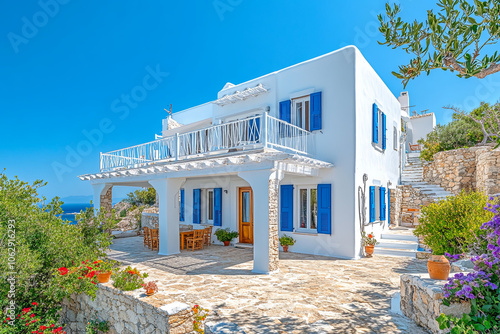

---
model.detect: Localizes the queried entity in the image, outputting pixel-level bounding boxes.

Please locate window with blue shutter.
[369,186,376,222]
[310,92,322,131]
[280,185,293,232]
[372,104,379,144]
[317,184,331,234]
[279,100,291,123]
[387,188,391,226]
[193,189,201,224]
[179,189,185,221]
[214,188,222,226]
[380,187,386,221]
[248,117,260,142]
[382,112,387,150]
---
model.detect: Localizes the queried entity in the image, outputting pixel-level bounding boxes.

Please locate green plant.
[50,260,100,301]
[191,304,209,333]
[414,191,493,255]
[119,209,127,217]
[0,173,116,327]
[279,234,296,246]
[214,228,239,242]
[94,259,119,274]
[112,266,148,291]
[0,302,66,333]
[362,231,379,246]
[86,312,110,334]
[125,188,156,206]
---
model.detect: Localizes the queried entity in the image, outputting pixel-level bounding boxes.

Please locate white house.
[79,46,407,274]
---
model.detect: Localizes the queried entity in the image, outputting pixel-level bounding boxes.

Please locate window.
[291,96,310,131]
[369,186,387,222]
[297,186,318,232]
[372,103,387,150]
[393,126,398,151]
[207,189,214,223]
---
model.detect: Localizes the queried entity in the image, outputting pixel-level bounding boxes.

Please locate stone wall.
[100,186,113,213]
[476,149,500,196]
[61,284,194,334]
[389,187,402,227]
[268,177,279,272]
[141,212,159,229]
[396,185,434,228]
[401,274,471,334]
[422,146,492,195]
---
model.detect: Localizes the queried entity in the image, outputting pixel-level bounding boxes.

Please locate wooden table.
[179,229,194,250]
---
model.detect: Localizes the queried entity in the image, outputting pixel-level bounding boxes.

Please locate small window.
[207,189,214,223]
[297,186,318,232]
[292,97,310,131]
[393,126,398,151]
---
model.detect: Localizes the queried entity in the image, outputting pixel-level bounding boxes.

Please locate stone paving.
[108,237,430,334]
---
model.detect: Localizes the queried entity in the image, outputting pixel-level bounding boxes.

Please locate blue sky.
[1,0,499,201]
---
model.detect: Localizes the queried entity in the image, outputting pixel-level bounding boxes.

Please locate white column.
[91,183,112,212]
[149,178,185,256]
[238,169,283,274]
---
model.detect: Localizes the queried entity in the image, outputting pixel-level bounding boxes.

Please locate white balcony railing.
[100,113,310,172]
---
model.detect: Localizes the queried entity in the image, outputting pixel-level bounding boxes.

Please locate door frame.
[238,187,254,244]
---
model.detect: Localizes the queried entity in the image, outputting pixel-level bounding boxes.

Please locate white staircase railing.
[100,113,310,172]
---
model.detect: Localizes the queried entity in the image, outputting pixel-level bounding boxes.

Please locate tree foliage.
[125,188,156,206]
[379,0,500,87]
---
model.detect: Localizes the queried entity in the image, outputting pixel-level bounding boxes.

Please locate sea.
[58,203,94,225]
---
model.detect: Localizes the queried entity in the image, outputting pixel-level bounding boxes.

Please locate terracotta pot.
[427,255,451,280]
[223,241,230,246]
[146,289,155,297]
[97,271,111,284]
[364,245,375,257]
[282,245,289,252]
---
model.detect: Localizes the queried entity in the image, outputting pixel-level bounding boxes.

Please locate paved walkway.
[108,237,429,334]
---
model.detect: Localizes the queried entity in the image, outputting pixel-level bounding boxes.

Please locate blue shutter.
[193,189,201,224]
[372,104,379,143]
[280,185,293,232]
[179,189,185,222]
[310,92,322,131]
[387,188,391,226]
[369,186,376,222]
[214,188,222,226]
[317,184,331,234]
[279,100,291,123]
[248,117,260,142]
[382,112,387,150]
[380,187,386,221]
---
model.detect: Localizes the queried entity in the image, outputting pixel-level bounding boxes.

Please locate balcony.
[100,113,311,172]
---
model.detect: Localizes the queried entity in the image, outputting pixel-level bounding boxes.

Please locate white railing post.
[175,133,179,161]
[262,112,268,149]
[100,152,103,171]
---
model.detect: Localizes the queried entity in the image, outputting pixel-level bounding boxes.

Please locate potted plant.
[362,231,379,257]
[142,281,158,297]
[214,228,239,246]
[94,259,118,284]
[279,234,296,252]
[112,266,149,291]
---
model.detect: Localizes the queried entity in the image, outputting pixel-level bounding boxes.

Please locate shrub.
[85,312,110,334]
[414,191,493,255]
[125,188,156,206]
[119,209,127,217]
[279,234,296,246]
[0,302,66,333]
[112,266,148,291]
[214,228,239,242]
[0,173,116,329]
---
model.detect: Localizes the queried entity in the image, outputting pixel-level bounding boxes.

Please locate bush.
[214,228,239,242]
[279,234,296,246]
[112,266,148,291]
[125,188,156,206]
[0,173,116,332]
[119,209,127,217]
[0,302,66,333]
[414,191,493,255]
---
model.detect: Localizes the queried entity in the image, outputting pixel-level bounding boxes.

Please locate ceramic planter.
[427,255,451,280]
[282,245,289,252]
[223,241,230,246]
[146,289,155,297]
[97,271,111,284]
[364,245,375,257]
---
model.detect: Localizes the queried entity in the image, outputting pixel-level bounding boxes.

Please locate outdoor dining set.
[143,225,213,251]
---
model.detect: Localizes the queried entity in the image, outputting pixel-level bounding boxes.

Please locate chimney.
[398,91,410,118]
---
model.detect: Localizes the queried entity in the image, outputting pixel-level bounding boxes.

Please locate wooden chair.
[203,226,213,246]
[186,229,204,251]
[143,227,151,248]
[150,228,159,251]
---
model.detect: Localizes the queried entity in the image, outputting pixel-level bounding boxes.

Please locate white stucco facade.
[81,46,407,272]
[409,113,436,144]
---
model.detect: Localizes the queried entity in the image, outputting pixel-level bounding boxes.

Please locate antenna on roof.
[164,104,172,117]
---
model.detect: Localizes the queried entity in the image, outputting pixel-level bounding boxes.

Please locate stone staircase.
[401,153,452,200]
[374,227,418,258]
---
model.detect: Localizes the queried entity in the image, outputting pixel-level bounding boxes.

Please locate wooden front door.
[238,187,253,244]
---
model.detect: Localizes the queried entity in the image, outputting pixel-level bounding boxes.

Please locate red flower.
[22,307,31,314]
[86,271,96,278]
[32,302,38,306]
[6,317,10,321]
[31,314,36,318]
[368,234,373,238]
[58,267,68,275]
[93,261,99,264]
[50,324,55,328]
[78,277,82,280]
[40,326,47,330]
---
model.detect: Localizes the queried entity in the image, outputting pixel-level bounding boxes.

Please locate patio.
[108,236,429,333]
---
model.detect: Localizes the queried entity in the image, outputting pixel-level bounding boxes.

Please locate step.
[381,232,418,242]
[234,243,253,249]
[377,239,418,251]
[373,248,417,258]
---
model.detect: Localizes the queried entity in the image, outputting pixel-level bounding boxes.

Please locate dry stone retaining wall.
[476,149,500,196]
[142,212,159,229]
[401,273,471,334]
[395,185,434,228]
[61,284,194,334]
[389,187,402,227]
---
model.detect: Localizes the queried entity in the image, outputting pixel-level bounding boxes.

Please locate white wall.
[410,114,436,144]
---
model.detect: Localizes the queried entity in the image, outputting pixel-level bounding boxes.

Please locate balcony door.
[238,187,253,244]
